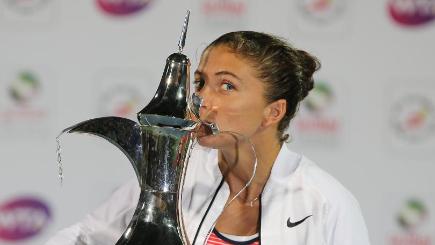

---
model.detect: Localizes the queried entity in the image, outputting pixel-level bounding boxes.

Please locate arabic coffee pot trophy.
[60,11,202,245]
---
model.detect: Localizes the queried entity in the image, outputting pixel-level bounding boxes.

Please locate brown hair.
[206,31,321,141]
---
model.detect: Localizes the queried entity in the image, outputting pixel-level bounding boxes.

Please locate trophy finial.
[137,10,192,126]
[178,10,190,53]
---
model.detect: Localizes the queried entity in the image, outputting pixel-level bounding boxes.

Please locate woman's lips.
[196,122,215,138]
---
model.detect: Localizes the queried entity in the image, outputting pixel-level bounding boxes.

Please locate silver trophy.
[60,11,199,245]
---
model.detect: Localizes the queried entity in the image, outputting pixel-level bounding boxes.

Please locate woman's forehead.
[197,46,251,73]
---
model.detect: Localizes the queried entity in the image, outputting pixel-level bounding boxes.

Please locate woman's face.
[194,45,271,146]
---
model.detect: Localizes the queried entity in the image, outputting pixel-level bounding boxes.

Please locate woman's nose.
[197,87,217,120]
[197,86,212,110]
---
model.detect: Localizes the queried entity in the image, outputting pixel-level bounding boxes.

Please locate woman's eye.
[193,78,205,91]
[221,81,234,91]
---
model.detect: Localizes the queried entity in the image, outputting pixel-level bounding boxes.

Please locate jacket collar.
[268,144,302,183]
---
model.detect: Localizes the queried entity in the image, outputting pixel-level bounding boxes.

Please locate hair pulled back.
[206,31,321,141]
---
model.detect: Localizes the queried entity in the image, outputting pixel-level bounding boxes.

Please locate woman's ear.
[262,99,287,127]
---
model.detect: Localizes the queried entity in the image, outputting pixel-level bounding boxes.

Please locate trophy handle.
[63,116,144,186]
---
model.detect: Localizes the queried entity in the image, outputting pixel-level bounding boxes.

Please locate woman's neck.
[218,133,282,203]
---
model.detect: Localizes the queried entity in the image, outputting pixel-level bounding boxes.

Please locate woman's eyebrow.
[194,70,205,78]
[215,71,241,81]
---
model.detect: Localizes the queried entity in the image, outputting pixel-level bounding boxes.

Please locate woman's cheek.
[216,108,242,129]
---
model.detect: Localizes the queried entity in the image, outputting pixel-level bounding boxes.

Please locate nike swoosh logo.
[287,215,312,228]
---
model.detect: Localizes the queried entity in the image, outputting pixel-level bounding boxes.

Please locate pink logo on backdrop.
[202,0,246,16]
[388,0,435,26]
[96,0,152,16]
[0,197,51,241]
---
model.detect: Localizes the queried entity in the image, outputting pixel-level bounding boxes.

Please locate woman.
[46,31,370,245]
[180,31,370,245]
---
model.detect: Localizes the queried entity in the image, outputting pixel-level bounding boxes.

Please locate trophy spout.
[63,116,145,186]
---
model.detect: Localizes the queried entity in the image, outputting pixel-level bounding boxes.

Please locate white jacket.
[45,145,371,245]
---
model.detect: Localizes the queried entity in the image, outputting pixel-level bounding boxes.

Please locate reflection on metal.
[60,11,197,245]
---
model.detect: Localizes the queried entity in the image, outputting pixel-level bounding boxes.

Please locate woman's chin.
[197,135,216,148]
[196,131,243,150]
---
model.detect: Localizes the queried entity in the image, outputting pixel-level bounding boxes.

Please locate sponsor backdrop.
[0,0,434,244]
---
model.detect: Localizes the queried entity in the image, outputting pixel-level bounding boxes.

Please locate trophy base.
[116,221,182,245]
